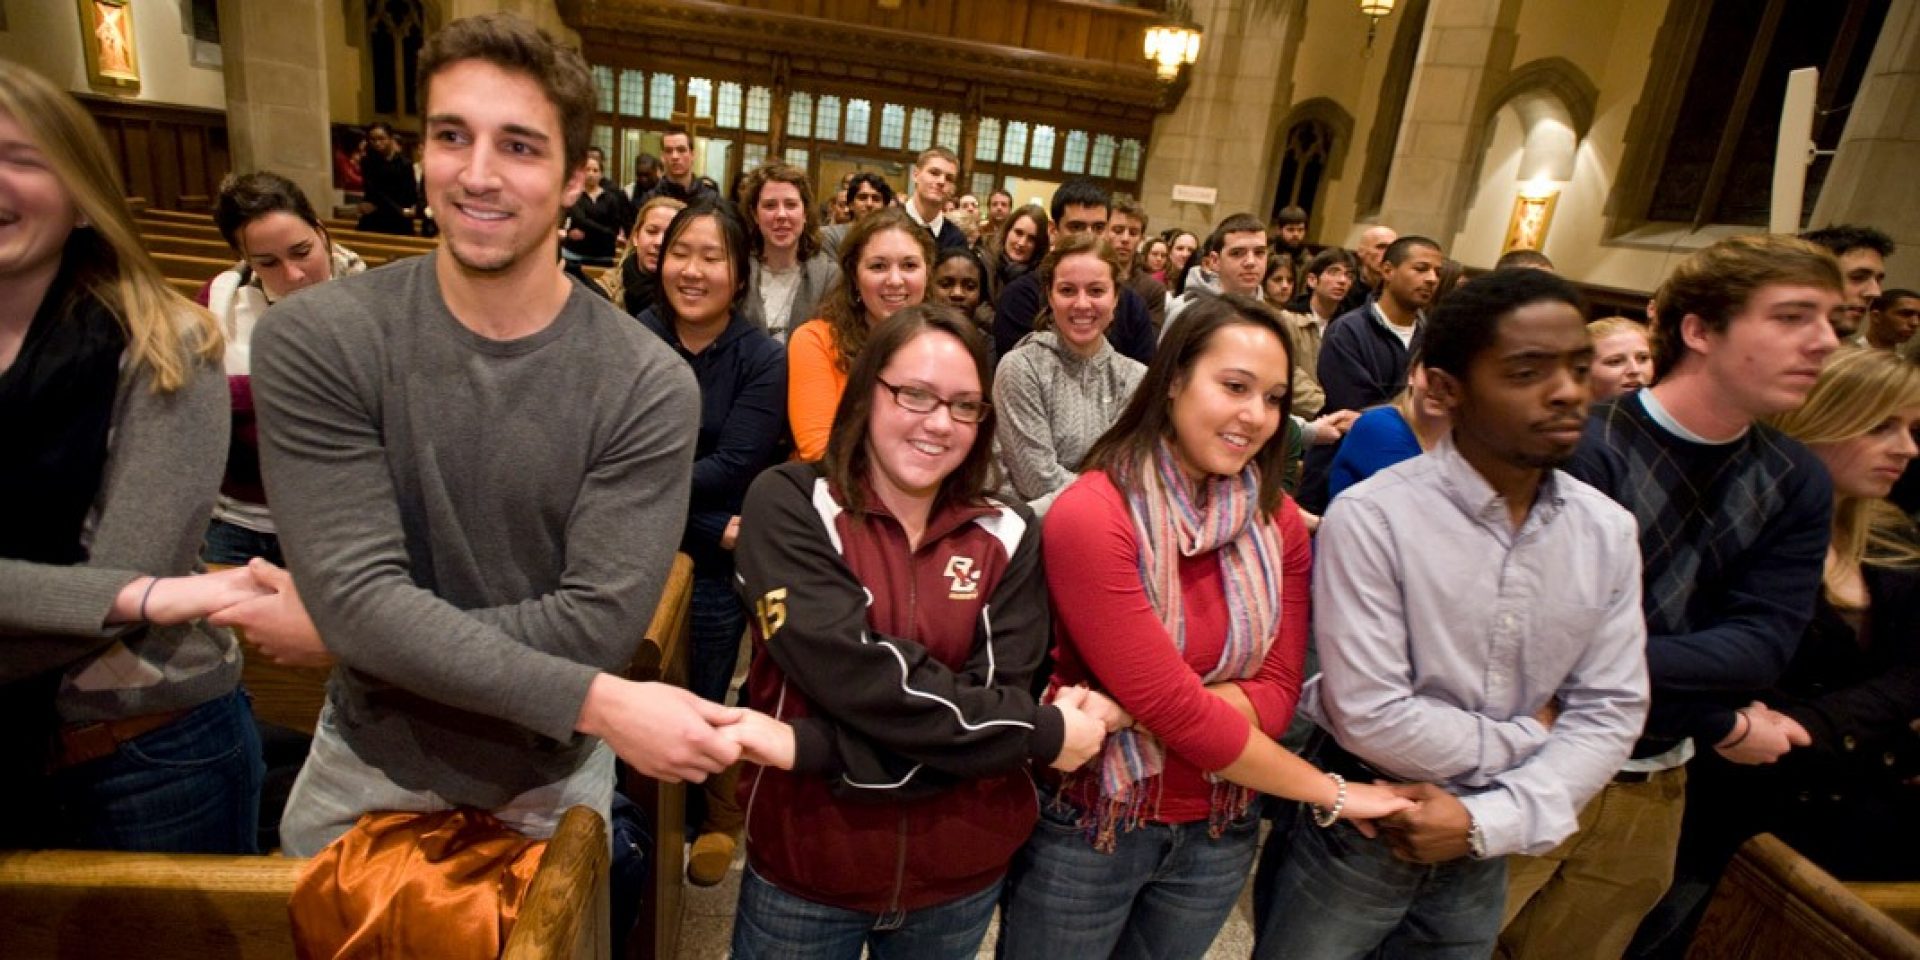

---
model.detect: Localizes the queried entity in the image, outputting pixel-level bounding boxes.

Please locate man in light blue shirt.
[1254,268,1649,958]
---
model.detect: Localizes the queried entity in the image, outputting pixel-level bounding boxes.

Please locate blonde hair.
[1587,317,1650,342]
[1768,347,1920,603]
[0,62,219,392]
[601,195,686,305]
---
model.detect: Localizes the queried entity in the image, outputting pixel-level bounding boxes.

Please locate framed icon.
[80,0,141,91]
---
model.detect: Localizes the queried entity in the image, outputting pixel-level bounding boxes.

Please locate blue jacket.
[637,307,788,574]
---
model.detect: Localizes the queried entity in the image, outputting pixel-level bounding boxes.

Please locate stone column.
[1371,0,1519,243]
[1139,0,1304,236]
[1809,0,1920,280]
[217,0,333,210]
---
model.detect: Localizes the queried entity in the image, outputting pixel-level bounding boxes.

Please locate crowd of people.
[4,11,1916,960]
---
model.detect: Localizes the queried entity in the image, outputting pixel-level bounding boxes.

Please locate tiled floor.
[674,845,1260,959]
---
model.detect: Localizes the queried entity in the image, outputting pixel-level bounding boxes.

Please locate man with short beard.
[1318,236,1442,415]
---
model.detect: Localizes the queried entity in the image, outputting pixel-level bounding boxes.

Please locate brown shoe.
[687,830,737,887]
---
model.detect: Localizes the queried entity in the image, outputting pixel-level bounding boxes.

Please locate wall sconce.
[1360,0,1395,55]
[1145,1,1203,81]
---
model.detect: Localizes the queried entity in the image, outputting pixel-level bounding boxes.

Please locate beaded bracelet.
[1311,772,1347,828]
[138,577,161,623]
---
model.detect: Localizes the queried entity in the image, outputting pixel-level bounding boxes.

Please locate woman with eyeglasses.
[788,207,932,461]
[726,304,1115,959]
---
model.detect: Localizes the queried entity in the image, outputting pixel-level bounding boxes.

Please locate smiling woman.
[786,206,932,460]
[739,162,838,343]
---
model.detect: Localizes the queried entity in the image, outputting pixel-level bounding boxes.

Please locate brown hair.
[738,162,822,263]
[1110,196,1149,232]
[914,146,960,170]
[1032,233,1128,334]
[824,303,997,516]
[816,207,935,373]
[0,61,219,393]
[995,204,1052,266]
[418,13,596,173]
[1081,293,1296,513]
[1653,234,1843,379]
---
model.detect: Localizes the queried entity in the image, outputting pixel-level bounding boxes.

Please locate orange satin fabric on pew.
[289,809,548,960]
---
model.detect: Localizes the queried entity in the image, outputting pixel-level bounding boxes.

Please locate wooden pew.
[1686,834,1920,960]
[152,250,238,284]
[142,233,394,271]
[623,552,695,960]
[0,805,610,960]
[137,216,435,263]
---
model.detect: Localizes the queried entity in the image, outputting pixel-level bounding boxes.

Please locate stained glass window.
[1091,134,1117,177]
[1061,131,1089,174]
[936,112,962,152]
[785,147,810,169]
[817,96,842,143]
[741,142,768,171]
[975,118,1001,162]
[688,78,714,121]
[1117,138,1143,180]
[908,108,934,152]
[648,73,675,121]
[1002,122,1029,168]
[971,173,997,200]
[590,66,613,113]
[745,86,772,133]
[880,104,906,150]
[845,99,872,145]
[617,70,645,118]
[1030,125,1057,171]
[717,82,743,129]
[788,92,814,139]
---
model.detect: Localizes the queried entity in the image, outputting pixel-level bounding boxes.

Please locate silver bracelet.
[1311,772,1346,828]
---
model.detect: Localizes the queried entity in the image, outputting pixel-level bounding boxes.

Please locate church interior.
[3,1,1919,958]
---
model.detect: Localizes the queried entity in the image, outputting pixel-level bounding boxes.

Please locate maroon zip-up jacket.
[735,461,1063,914]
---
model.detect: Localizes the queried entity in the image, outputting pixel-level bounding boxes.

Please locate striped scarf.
[1079,439,1284,850]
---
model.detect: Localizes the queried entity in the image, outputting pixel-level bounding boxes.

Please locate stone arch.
[1449,56,1598,244]
[1269,96,1355,237]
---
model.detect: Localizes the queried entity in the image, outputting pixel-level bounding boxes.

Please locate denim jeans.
[688,572,747,707]
[279,703,615,857]
[52,686,265,854]
[200,517,283,567]
[998,795,1261,960]
[1254,801,1507,960]
[730,864,1001,960]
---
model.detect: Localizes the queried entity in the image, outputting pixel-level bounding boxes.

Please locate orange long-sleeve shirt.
[787,319,847,461]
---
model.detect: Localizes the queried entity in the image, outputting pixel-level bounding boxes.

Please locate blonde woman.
[0,62,268,852]
[1325,357,1449,501]
[1587,317,1653,400]
[605,194,685,317]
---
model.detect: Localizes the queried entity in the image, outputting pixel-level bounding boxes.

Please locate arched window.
[1272,119,1331,225]
[366,0,426,118]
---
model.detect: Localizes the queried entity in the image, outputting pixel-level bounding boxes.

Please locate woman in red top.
[998,293,1411,960]
[728,304,1113,959]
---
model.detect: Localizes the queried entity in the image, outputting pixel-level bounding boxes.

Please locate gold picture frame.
[1502,191,1558,256]
[78,0,141,91]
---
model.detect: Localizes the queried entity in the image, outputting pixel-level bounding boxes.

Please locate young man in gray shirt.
[238,14,747,855]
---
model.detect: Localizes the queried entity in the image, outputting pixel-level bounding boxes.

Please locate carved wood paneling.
[78,95,230,212]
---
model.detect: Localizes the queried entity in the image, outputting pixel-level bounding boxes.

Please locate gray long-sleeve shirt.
[991,330,1144,516]
[253,254,699,807]
[1302,436,1649,857]
[1,347,240,720]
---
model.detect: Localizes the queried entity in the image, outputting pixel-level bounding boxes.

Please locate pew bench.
[0,805,610,960]
[1687,833,1920,960]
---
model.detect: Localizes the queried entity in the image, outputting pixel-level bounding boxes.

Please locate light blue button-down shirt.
[1302,436,1650,857]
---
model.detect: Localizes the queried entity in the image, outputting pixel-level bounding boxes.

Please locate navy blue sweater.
[1569,394,1832,757]
[1316,303,1419,415]
[637,308,789,575]
[991,270,1156,364]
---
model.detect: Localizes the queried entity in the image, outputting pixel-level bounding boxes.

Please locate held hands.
[722,516,742,552]
[1338,781,1420,838]
[1372,783,1474,862]
[1049,692,1109,773]
[1715,701,1812,765]
[722,709,796,770]
[208,559,333,668]
[1309,409,1361,445]
[113,567,275,626]
[1054,685,1134,733]
[577,674,743,783]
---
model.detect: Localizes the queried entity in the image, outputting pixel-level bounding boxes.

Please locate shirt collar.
[1369,300,1420,333]
[906,198,946,236]
[1429,433,1565,537]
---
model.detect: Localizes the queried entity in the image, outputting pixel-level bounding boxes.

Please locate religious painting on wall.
[1502,191,1557,255]
[78,0,141,91]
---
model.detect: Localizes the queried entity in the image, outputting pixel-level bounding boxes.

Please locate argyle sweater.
[1567,394,1831,759]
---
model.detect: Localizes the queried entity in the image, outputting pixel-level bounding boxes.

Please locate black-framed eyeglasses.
[876,377,990,424]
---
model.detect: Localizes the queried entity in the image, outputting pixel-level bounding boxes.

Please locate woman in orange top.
[788,207,933,460]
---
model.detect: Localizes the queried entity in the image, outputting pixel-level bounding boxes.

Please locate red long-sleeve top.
[1044,470,1311,824]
